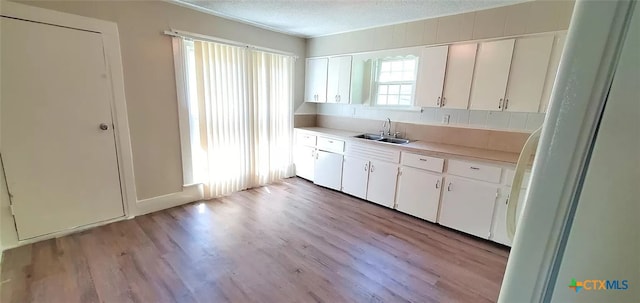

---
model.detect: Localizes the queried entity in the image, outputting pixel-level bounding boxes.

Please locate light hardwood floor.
[1,177,509,303]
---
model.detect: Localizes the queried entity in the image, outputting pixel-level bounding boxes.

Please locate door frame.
[0,1,137,247]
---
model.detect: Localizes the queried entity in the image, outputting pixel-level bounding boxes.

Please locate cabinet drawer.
[297,133,317,147]
[317,137,344,153]
[447,160,502,183]
[401,152,444,173]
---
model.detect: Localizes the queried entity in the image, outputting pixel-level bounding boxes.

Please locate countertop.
[296,127,522,164]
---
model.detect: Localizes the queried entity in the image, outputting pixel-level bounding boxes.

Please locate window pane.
[404,60,415,72]
[379,71,390,82]
[378,85,388,94]
[391,60,403,71]
[399,95,412,105]
[381,61,391,72]
[377,94,387,105]
[400,85,412,95]
[389,85,400,95]
[402,72,414,81]
[387,95,399,105]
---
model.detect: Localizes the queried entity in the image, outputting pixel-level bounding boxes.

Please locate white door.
[304,58,328,102]
[415,45,449,108]
[442,43,478,109]
[327,56,352,104]
[366,160,399,208]
[341,157,369,200]
[395,167,442,222]
[294,145,316,181]
[469,39,515,111]
[313,151,343,190]
[439,176,498,239]
[504,35,554,112]
[1,17,124,240]
[539,34,567,113]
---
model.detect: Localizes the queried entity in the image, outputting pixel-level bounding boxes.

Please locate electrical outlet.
[442,114,450,124]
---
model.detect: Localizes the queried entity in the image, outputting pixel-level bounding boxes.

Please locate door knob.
[99,123,109,130]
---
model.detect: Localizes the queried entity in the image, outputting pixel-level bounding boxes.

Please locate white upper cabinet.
[415,45,449,108]
[305,58,328,103]
[504,35,554,112]
[327,55,353,104]
[469,39,515,111]
[539,33,567,113]
[441,43,478,109]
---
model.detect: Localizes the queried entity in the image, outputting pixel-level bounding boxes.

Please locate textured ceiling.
[173,0,530,38]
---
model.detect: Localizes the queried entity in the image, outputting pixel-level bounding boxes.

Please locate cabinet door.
[313,151,344,191]
[504,35,554,112]
[491,186,527,246]
[294,145,315,181]
[396,167,442,222]
[366,160,399,208]
[415,45,449,108]
[442,43,477,109]
[341,157,369,199]
[469,39,515,111]
[305,58,328,103]
[327,56,352,104]
[439,176,498,239]
[539,34,567,113]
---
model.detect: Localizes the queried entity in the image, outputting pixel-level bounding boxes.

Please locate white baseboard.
[135,183,204,216]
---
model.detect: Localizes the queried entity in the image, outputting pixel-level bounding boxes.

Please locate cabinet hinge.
[496,189,500,199]
[9,204,15,216]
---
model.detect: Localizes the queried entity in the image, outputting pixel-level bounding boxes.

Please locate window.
[374,57,418,106]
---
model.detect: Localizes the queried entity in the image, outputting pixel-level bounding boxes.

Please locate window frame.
[372,56,419,108]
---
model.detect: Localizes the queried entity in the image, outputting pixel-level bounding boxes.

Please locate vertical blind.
[176,37,294,199]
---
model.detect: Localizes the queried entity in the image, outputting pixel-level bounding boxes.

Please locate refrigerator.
[498,0,639,302]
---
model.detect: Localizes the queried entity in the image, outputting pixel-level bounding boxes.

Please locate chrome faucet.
[381,118,392,136]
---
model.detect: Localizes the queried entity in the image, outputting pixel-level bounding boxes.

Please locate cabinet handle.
[498,98,503,109]
[364,163,369,171]
[442,97,446,106]
[435,180,441,189]
[419,158,427,162]
[437,96,441,106]
[505,194,510,205]
[504,99,509,110]
[370,164,375,172]
[469,166,480,170]
[327,140,334,143]
[447,182,452,191]
[338,95,341,102]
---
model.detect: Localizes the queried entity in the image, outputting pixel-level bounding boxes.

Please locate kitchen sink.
[353,133,384,140]
[354,134,410,145]
[379,138,410,144]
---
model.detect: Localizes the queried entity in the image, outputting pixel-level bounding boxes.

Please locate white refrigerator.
[498,0,639,302]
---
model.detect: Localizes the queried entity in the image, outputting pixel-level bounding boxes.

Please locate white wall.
[308,0,574,132]
[551,3,640,301]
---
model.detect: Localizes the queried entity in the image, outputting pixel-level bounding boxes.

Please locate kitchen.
[1,0,638,302]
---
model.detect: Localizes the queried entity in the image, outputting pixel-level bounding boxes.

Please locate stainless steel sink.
[379,137,410,144]
[354,133,383,141]
[354,134,410,145]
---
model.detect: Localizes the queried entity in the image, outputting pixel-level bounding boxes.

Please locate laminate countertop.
[295,127,522,165]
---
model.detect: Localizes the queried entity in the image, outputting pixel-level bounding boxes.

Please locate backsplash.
[317,103,545,132]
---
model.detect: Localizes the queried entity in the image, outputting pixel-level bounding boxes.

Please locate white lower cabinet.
[341,156,369,199]
[313,150,343,191]
[341,156,398,208]
[491,186,527,246]
[366,160,399,208]
[294,145,315,181]
[439,176,499,239]
[395,167,442,223]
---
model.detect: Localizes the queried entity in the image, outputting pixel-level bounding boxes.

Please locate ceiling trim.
[166,0,309,38]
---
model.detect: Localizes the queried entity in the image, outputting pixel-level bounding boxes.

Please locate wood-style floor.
[1,177,509,303]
